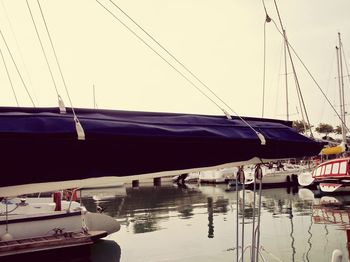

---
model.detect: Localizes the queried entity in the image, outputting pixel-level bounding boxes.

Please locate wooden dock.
[0,230,107,259]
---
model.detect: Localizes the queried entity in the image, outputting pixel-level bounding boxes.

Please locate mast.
[273,0,313,136]
[336,32,347,143]
[283,29,289,121]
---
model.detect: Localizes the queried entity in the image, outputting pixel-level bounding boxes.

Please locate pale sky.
[0,0,350,127]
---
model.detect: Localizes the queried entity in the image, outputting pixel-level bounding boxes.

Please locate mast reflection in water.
[80,183,350,262]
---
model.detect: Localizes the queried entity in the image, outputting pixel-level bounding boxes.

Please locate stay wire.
[340,43,350,90]
[26,0,60,98]
[95,0,223,114]
[251,173,257,262]
[0,30,35,107]
[97,0,266,143]
[271,19,350,134]
[261,0,269,17]
[272,0,313,137]
[262,20,267,118]
[0,46,19,106]
[37,0,76,116]
[241,181,245,262]
[108,0,236,118]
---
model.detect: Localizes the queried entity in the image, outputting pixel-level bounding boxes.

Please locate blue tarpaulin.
[0,107,323,188]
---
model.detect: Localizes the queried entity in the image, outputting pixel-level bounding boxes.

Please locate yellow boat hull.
[320,142,346,155]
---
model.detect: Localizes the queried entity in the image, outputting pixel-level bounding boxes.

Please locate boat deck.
[0,230,107,258]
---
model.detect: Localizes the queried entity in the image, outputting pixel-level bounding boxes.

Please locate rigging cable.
[0,47,19,106]
[340,41,350,127]
[241,184,245,261]
[236,175,239,262]
[107,0,237,119]
[96,1,224,113]
[26,0,66,113]
[0,30,35,107]
[37,0,85,139]
[336,46,346,141]
[261,20,267,118]
[340,42,350,87]
[0,0,38,105]
[96,0,266,145]
[268,16,350,135]
[273,38,285,119]
[283,30,289,121]
[272,0,313,137]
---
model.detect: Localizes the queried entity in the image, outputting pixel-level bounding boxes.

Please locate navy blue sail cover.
[0,107,323,187]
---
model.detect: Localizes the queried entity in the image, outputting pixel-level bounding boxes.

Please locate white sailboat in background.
[242,161,310,187]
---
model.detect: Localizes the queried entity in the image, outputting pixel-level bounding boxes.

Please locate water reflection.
[91,240,121,262]
[207,197,214,238]
[79,184,350,261]
[310,194,350,260]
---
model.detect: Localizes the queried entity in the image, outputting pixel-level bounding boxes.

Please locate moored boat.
[299,157,350,193]
[0,195,120,242]
[241,162,308,187]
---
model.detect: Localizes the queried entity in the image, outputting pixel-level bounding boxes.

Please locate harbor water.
[80,182,349,262]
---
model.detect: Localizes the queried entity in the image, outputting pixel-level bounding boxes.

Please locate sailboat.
[298,33,349,193]
[240,161,309,187]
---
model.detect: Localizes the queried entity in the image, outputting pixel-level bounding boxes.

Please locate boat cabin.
[312,158,350,179]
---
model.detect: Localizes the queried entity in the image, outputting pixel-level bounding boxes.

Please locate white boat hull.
[0,197,120,241]
[319,183,350,193]
[244,164,304,185]
[0,211,82,240]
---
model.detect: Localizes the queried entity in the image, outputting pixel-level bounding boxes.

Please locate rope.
[96,0,266,145]
[26,0,64,111]
[241,173,246,261]
[37,0,84,139]
[0,202,20,215]
[0,30,35,107]
[0,47,19,106]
